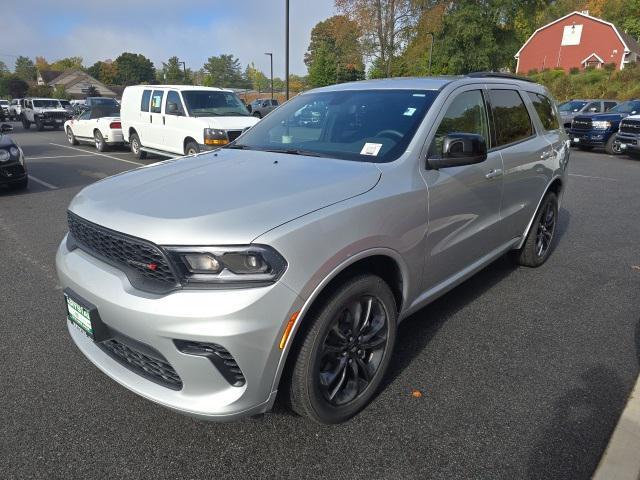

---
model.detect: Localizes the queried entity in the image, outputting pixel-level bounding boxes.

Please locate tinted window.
[141,90,152,112]
[488,90,534,147]
[429,90,488,157]
[231,89,439,163]
[527,92,560,131]
[585,101,601,113]
[558,100,587,112]
[33,99,61,108]
[610,101,640,114]
[165,91,185,116]
[604,102,617,111]
[150,90,164,114]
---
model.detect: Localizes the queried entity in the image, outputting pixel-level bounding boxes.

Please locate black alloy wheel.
[535,200,556,258]
[514,191,559,267]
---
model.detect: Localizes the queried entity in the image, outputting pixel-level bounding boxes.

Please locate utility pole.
[426,33,434,75]
[265,52,274,100]
[178,60,187,82]
[285,0,289,100]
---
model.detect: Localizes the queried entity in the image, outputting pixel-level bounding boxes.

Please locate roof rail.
[466,71,536,83]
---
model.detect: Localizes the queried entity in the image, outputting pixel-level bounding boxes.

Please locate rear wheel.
[129,133,147,159]
[184,140,199,156]
[514,191,558,267]
[66,127,79,145]
[94,130,107,152]
[605,135,622,155]
[287,274,397,424]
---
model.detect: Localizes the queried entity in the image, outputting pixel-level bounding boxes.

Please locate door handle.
[149,115,152,123]
[162,116,165,125]
[485,168,503,179]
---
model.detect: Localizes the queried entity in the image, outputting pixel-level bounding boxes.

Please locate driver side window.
[429,90,489,158]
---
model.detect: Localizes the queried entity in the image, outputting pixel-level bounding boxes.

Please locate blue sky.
[0,0,335,76]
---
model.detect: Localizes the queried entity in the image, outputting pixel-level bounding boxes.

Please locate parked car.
[250,98,279,118]
[0,100,10,120]
[9,99,23,120]
[557,99,618,130]
[64,105,123,152]
[120,85,259,158]
[568,99,640,154]
[58,99,74,116]
[20,98,70,131]
[56,74,568,424]
[0,123,27,190]
[614,114,640,155]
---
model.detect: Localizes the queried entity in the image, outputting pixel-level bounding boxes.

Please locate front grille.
[226,130,243,142]
[620,120,640,135]
[43,111,67,120]
[572,118,592,130]
[99,339,183,390]
[67,211,179,293]
[0,164,26,178]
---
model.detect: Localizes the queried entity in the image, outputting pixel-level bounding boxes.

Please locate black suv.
[0,124,28,190]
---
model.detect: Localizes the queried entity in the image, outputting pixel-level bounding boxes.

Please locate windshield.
[610,101,640,114]
[59,100,70,106]
[0,100,8,105]
[89,98,118,107]
[182,91,250,117]
[229,89,439,163]
[33,100,61,108]
[558,101,587,112]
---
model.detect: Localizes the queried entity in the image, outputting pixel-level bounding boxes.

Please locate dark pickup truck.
[568,99,640,155]
[615,116,640,154]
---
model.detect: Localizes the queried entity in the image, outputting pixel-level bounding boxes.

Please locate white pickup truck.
[120,85,258,158]
[21,98,70,130]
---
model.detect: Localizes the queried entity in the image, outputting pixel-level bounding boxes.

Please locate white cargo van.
[120,85,259,158]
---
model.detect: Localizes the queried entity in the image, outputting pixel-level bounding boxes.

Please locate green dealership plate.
[65,293,94,337]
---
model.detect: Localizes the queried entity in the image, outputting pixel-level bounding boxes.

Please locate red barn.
[515,11,640,74]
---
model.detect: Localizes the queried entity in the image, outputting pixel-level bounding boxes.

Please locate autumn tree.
[50,56,84,71]
[245,63,270,92]
[306,15,365,87]
[35,56,50,71]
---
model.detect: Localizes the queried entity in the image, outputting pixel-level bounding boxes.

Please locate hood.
[0,134,16,148]
[574,112,628,122]
[34,107,67,113]
[68,149,381,245]
[195,115,259,130]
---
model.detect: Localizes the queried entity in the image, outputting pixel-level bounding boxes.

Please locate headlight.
[204,128,228,146]
[0,150,9,162]
[166,245,287,288]
[592,121,611,130]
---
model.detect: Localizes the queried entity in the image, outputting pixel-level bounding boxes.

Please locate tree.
[0,61,9,76]
[159,56,189,84]
[305,15,365,87]
[114,52,155,85]
[14,56,37,82]
[203,54,246,88]
[27,85,54,97]
[336,0,418,78]
[52,85,71,100]
[50,56,84,71]
[85,85,99,97]
[245,63,270,92]
[35,56,50,71]
[0,75,29,98]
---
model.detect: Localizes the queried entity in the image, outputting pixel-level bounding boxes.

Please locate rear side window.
[150,90,164,113]
[141,90,151,112]
[585,101,601,113]
[527,92,560,131]
[429,90,489,157]
[488,90,534,147]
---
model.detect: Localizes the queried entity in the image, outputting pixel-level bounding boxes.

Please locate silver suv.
[56,74,569,424]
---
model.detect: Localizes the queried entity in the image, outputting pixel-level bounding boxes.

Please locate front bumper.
[104,130,124,145]
[0,162,27,185]
[568,129,612,147]
[56,236,303,420]
[35,115,68,126]
[615,133,640,152]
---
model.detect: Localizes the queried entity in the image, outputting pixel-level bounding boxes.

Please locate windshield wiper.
[224,144,251,150]
[262,148,323,157]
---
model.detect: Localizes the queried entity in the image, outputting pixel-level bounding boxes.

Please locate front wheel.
[287,274,397,424]
[66,127,78,145]
[605,136,622,155]
[514,191,558,267]
[184,140,199,156]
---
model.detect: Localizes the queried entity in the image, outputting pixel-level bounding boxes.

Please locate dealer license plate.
[65,292,94,337]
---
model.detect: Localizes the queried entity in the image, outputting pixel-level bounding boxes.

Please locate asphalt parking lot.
[1,123,639,480]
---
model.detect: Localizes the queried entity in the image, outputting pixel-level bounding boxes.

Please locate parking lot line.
[29,154,94,160]
[49,143,144,166]
[569,173,619,181]
[28,175,58,190]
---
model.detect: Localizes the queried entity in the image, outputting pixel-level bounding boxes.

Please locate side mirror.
[1,123,13,133]
[427,133,487,169]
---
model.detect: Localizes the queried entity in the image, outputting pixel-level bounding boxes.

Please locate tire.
[21,116,30,130]
[129,133,147,159]
[66,127,79,145]
[35,118,44,131]
[287,274,397,424]
[253,111,262,118]
[184,140,200,156]
[94,130,107,152]
[11,177,28,190]
[605,135,622,155]
[514,191,559,267]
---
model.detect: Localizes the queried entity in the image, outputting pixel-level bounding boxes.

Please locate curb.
[593,374,640,480]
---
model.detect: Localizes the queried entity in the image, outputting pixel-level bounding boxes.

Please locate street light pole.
[178,61,187,82]
[285,0,289,100]
[264,52,274,100]
[426,33,435,75]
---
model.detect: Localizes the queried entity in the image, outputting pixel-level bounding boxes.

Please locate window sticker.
[360,142,383,156]
[403,107,417,116]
